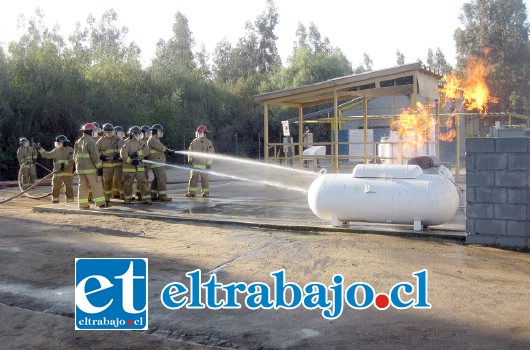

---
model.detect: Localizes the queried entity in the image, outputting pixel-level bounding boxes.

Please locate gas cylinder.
[307,157,460,230]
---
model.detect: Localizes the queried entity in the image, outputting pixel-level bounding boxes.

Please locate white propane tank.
[307,156,459,230]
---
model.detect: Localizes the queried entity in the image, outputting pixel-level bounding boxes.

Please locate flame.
[391,102,435,156]
[439,55,499,114]
[439,116,457,142]
[435,54,499,142]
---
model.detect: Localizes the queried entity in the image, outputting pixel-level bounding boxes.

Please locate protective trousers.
[136,165,150,199]
[78,173,105,208]
[102,167,115,201]
[123,171,150,203]
[112,165,124,199]
[51,174,74,203]
[151,167,168,198]
[187,170,209,195]
[20,164,37,189]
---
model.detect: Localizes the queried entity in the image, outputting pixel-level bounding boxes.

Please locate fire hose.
[0,165,58,204]
[17,161,59,199]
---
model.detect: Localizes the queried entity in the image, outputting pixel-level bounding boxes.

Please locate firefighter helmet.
[196,125,208,133]
[80,123,97,131]
[19,137,29,145]
[92,121,101,130]
[141,125,150,134]
[103,123,114,132]
[55,135,69,143]
[129,126,141,135]
[150,124,163,132]
[114,126,124,134]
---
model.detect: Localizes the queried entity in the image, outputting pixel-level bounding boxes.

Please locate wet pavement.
[31,161,467,241]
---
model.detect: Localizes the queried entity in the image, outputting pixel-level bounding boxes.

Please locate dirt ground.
[0,191,529,350]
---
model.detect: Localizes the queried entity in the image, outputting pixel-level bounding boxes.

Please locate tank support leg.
[413,219,423,231]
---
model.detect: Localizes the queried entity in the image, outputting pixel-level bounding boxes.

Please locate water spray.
[175,151,318,176]
[142,160,308,194]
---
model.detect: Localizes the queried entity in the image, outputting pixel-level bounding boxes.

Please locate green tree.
[454,0,530,112]
[396,50,405,65]
[354,53,373,73]
[434,48,452,75]
[254,0,281,73]
[153,11,195,70]
[1,10,91,179]
[294,22,308,50]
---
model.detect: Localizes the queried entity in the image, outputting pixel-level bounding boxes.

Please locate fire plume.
[439,55,498,114]
[391,102,435,151]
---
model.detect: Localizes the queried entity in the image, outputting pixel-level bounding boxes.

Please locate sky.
[1,0,529,70]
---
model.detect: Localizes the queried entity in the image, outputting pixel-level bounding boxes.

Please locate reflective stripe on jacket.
[120,138,149,173]
[96,135,124,168]
[17,146,38,167]
[147,135,167,168]
[39,146,74,175]
[74,134,102,174]
[188,137,215,169]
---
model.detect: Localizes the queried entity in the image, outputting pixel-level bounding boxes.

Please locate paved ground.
[1,161,529,349]
[32,160,467,239]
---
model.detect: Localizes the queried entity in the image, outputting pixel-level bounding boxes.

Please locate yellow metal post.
[455,114,460,178]
[364,96,368,164]
[334,91,339,172]
[298,107,304,168]
[264,103,269,163]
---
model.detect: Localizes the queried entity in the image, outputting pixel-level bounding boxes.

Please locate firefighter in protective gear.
[114,125,126,140]
[96,123,124,203]
[120,126,151,204]
[112,126,125,199]
[141,125,151,142]
[147,124,172,201]
[74,123,106,209]
[185,125,215,197]
[136,125,152,200]
[17,137,39,190]
[38,135,74,203]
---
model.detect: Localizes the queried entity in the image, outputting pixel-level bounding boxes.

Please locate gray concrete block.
[507,221,530,237]
[476,187,507,203]
[496,236,527,249]
[475,219,506,235]
[476,154,507,170]
[496,138,528,153]
[467,172,495,187]
[495,171,527,187]
[465,155,475,171]
[465,234,497,245]
[466,138,495,153]
[508,188,527,204]
[466,203,494,218]
[495,204,527,220]
[466,219,475,234]
[508,154,530,170]
[466,187,476,203]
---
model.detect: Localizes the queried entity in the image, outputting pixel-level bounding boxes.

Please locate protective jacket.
[74,134,102,174]
[17,146,38,167]
[147,135,167,168]
[188,137,215,169]
[96,135,123,168]
[120,138,149,173]
[39,146,74,175]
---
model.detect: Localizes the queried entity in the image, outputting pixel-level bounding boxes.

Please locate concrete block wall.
[465,138,530,249]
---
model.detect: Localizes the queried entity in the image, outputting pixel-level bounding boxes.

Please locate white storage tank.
[307,156,459,230]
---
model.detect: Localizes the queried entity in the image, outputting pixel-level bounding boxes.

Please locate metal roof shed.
[254,62,442,171]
